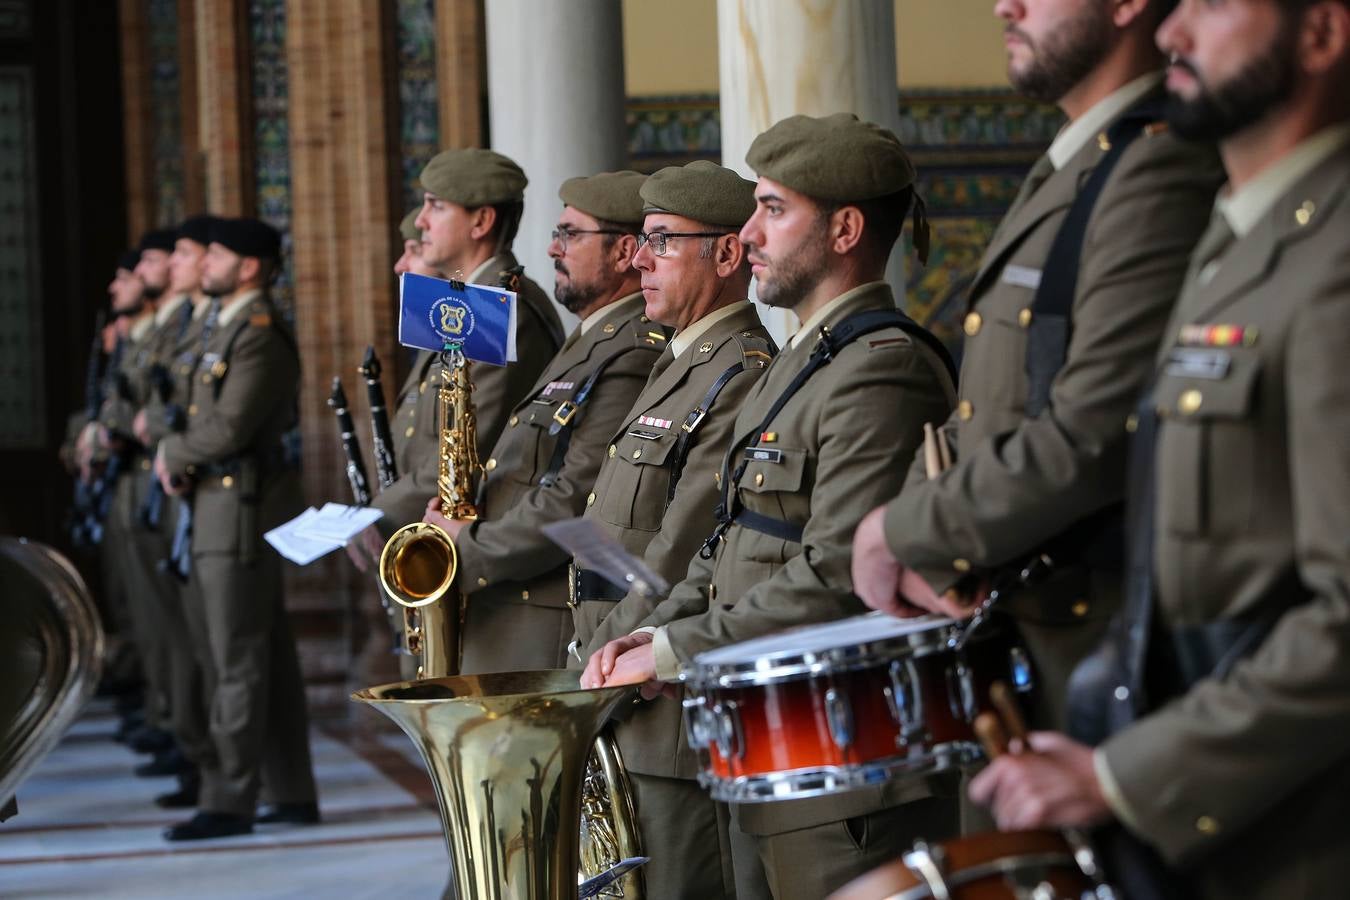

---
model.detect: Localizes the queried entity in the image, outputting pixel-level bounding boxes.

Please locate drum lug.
[824,686,853,751]
[946,663,977,722]
[711,700,743,762]
[682,693,711,750]
[885,658,927,743]
[902,841,953,900]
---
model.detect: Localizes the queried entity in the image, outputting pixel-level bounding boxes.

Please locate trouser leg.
[628,771,736,900]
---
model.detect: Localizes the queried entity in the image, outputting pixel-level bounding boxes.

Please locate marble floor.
[0,700,451,899]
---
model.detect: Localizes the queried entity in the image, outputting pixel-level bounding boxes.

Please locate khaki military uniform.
[454,293,665,673]
[371,252,563,531]
[569,301,774,899]
[638,283,957,899]
[882,84,1222,731]
[159,291,316,817]
[1097,133,1350,899]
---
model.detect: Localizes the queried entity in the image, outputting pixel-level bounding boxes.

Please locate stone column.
[485,0,628,330]
[716,0,903,345]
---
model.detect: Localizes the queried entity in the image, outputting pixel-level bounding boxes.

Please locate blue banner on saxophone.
[398,272,518,366]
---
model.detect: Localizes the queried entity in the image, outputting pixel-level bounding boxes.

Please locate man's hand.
[424,496,468,542]
[968,732,1113,830]
[133,408,151,447]
[852,506,980,620]
[154,452,188,497]
[345,523,384,573]
[580,631,653,689]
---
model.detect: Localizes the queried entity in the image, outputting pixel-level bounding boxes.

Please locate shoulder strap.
[537,341,651,488]
[667,362,744,504]
[699,308,951,557]
[1025,98,1165,416]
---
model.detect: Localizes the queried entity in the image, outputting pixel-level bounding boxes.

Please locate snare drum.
[828,830,1116,900]
[681,612,1032,803]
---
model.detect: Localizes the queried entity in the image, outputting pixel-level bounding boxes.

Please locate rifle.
[360,345,399,489]
[329,376,372,506]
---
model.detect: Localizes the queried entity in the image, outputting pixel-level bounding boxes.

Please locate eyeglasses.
[636,231,729,257]
[550,226,629,250]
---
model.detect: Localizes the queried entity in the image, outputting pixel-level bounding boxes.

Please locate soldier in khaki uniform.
[568,161,775,900]
[155,218,316,841]
[852,0,1223,732]
[347,151,563,572]
[970,3,1350,898]
[423,170,665,672]
[584,115,958,899]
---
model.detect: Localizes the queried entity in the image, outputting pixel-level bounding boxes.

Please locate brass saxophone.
[371,308,644,896]
[377,347,477,678]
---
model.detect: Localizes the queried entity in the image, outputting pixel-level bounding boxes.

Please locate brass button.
[419,381,427,394]
[1018,308,1033,328]
[714,471,720,486]
[957,400,974,421]
[188,404,198,416]
[1195,816,1219,835]
[963,312,982,336]
[640,315,649,323]
[221,475,234,489]
[1295,200,1315,227]
[510,415,519,427]
[405,425,415,437]
[201,374,211,384]
[485,458,497,471]
[953,558,971,573]
[477,576,488,588]
[521,590,530,601]
[1071,600,1089,617]
[1125,413,1139,433]
[1178,389,1203,415]
[141,459,151,471]
[608,444,616,458]
[754,472,764,487]
[586,491,596,506]
[632,449,642,460]
[603,323,616,334]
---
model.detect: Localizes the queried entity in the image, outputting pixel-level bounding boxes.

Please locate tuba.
[370,316,644,896]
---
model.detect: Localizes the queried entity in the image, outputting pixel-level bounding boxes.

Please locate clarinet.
[360,345,399,489]
[329,376,372,506]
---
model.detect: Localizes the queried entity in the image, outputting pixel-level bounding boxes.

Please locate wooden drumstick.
[923,423,941,479]
[974,711,1010,759]
[989,681,1029,746]
[937,427,953,472]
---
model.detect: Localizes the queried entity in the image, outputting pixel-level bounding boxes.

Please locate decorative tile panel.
[146,0,185,227]
[0,67,44,448]
[250,0,293,320]
[395,0,439,216]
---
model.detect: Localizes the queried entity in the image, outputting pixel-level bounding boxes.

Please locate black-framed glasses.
[636,231,729,257]
[550,226,629,250]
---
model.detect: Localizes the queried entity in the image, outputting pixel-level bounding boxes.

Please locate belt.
[568,566,628,608]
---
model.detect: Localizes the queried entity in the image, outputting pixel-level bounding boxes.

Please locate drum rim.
[683,614,963,688]
[698,740,981,803]
[880,851,1086,900]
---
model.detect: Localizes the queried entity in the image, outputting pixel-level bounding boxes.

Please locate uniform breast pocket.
[736,446,807,562]
[1154,353,1260,538]
[598,431,678,532]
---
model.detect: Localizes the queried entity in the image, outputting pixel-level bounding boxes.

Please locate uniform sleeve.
[663,343,954,660]
[882,137,1221,593]
[585,365,763,651]
[370,441,441,534]
[1100,262,1350,864]
[159,325,296,476]
[455,346,657,591]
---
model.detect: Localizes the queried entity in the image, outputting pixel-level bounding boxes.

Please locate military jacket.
[159,293,302,557]
[882,87,1223,727]
[372,252,563,531]
[640,282,955,828]
[1099,146,1350,899]
[144,299,210,446]
[454,294,665,611]
[571,303,774,779]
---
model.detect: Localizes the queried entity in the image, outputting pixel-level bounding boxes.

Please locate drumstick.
[937,427,953,472]
[974,711,1009,759]
[989,682,1029,746]
[923,423,941,479]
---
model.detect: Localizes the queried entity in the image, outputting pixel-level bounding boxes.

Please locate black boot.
[135,747,190,777]
[163,811,252,841]
[127,726,175,755]
[255,801,321,825]
[154,771,200,809]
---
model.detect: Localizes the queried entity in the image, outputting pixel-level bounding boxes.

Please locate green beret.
[558,170,648,225]
[398,208,421,242]
[746,113,917,203]
[640,160,757,228]
[746,113,930,264]
[419,148,527,206]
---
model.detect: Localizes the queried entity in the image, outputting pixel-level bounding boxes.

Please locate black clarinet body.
[360,345,399,489]
[329,376,372,506]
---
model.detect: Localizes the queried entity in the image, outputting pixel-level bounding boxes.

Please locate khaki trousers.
[628,771,736,900]
[184,548,316,815]
[460,598,573,674]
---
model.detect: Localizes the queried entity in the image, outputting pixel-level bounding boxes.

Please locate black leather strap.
[667,362,744,503]
[539,346,638,488]
[572,568,628,604]
[733,509,803,543]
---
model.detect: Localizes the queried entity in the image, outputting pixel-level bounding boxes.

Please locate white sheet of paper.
[292,502,385,544]
[264,507,344,565]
